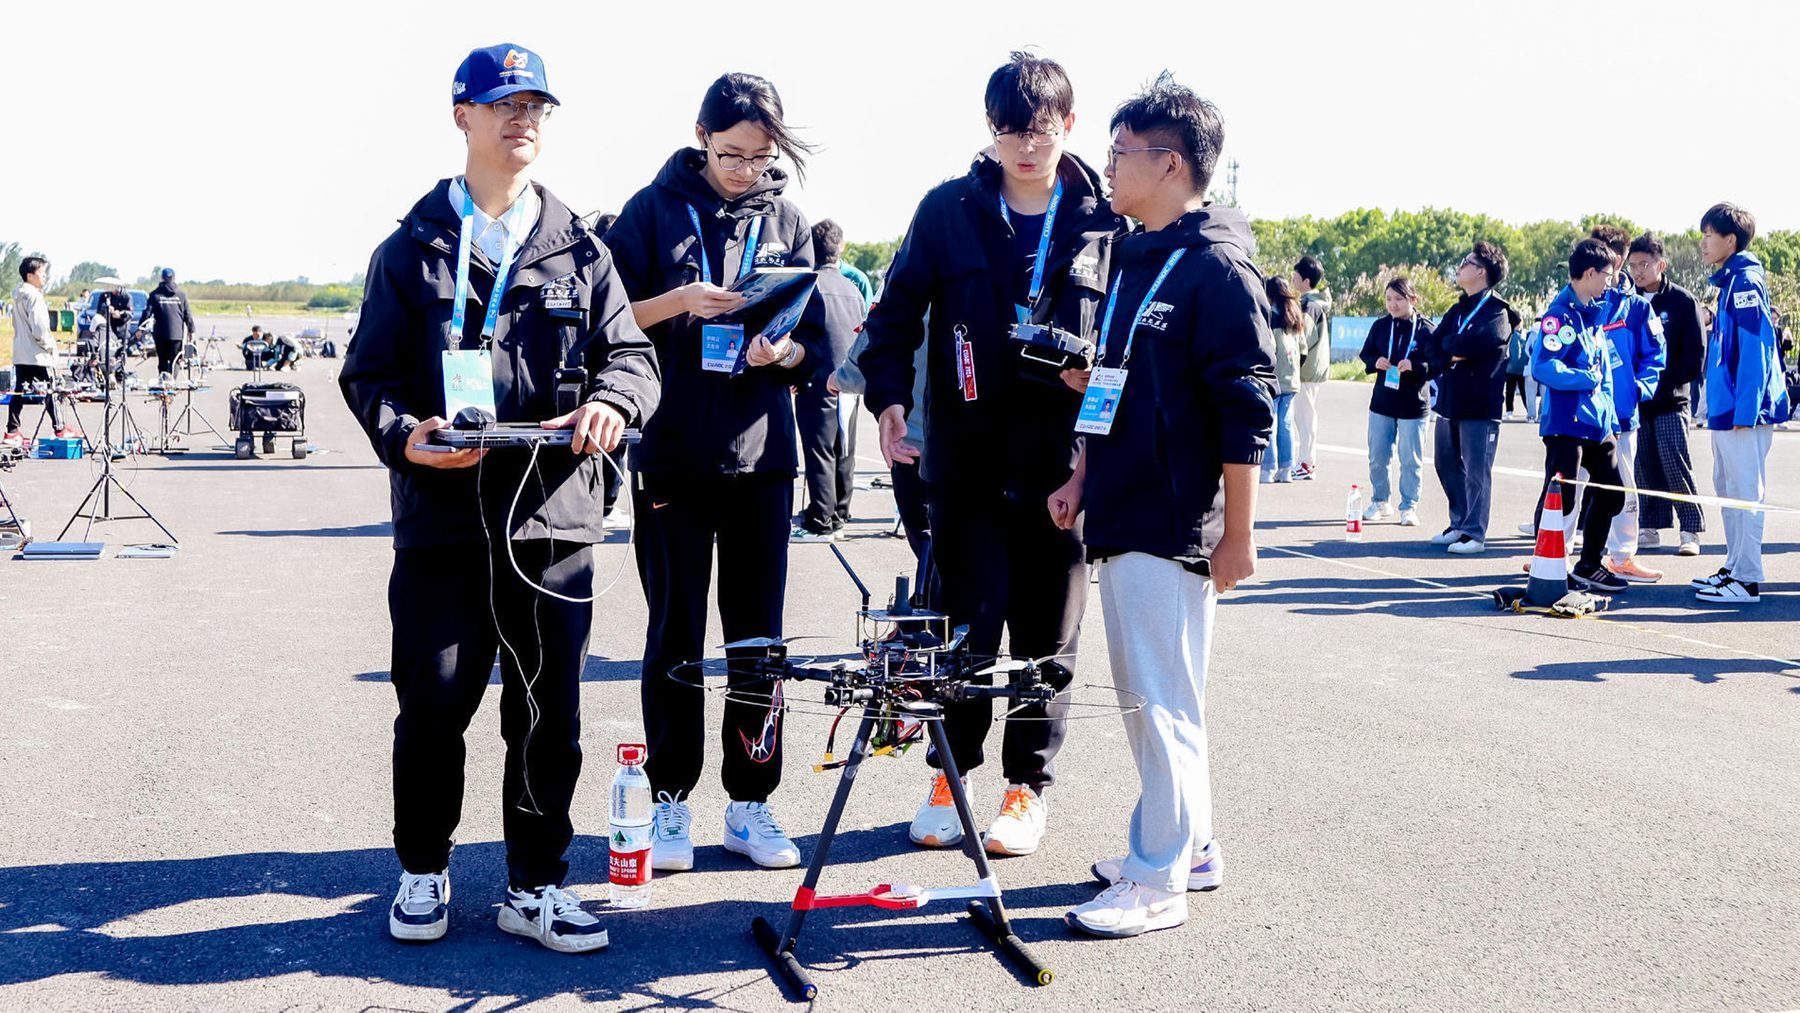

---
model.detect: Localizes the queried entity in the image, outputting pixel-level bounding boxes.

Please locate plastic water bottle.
[609,743,653,908]
[1345,484,1364,541]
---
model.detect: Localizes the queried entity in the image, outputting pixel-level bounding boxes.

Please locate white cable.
[478,448,543,815]
[503,436,636,604]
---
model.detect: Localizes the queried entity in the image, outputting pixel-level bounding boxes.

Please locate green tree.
[844,238,900,276]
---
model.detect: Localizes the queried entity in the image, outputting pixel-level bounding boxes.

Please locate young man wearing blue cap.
[340,43,660,953]
[141,267,194,383]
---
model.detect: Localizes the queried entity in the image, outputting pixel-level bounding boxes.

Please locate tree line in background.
[14,205,1798,322]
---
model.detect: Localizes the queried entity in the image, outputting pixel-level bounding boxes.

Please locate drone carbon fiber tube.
[967,902,1054,986]
[751,916,815,1000]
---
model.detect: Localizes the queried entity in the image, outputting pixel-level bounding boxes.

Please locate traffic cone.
[1525,475,1570,607]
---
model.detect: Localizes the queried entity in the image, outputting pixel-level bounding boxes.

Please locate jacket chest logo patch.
[753,242,789,267]
[1137,301,1176,332]
[1733,289,1761,309]
[1070,253,1101,284]
[542,272,577,310]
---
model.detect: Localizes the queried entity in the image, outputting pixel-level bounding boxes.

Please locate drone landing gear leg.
[752,712,879,1001]
[929,720,1054,987]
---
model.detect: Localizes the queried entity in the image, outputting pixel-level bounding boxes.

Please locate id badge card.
[441,349,496,418]
[702,323,745,374]
[1384,365,1402,389]
[1074,367,1127,435]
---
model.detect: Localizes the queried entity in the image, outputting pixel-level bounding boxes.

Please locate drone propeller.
[994,684,1146,723]
[970,651,1080,679]
[718,635,824,651]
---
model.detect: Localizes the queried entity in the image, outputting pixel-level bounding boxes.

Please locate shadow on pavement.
[353,657,643,684]
[1511,656,1800,685]
[221,522,393,538]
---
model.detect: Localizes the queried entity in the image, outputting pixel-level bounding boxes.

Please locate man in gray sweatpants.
[1046,76,1275,938]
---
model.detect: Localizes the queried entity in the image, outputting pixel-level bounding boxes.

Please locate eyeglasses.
[473,97,556,124]
[707,142,779,173]
[1106,144,1178,167]
[993,127,1064,149]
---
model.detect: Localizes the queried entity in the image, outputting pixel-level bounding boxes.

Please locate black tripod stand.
[166,340,226,449]
[58,314,177,544]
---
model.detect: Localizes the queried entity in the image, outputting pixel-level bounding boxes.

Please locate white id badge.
[1384,365,1402,389]
[1074,367,1128,435]
[441,349,496,418]
[702,323,745,374]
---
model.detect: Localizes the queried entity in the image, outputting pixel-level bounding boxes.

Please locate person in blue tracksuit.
[1692,203,1792,604]
[1584,227,1666,583]
[1530,238,1628,594]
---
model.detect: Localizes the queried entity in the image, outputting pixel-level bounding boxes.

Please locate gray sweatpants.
[1098,551,1216,894]
[1712,426,1774,583]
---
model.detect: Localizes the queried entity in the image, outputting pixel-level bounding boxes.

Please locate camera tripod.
[153,346,227,453]
[58,313,177,544]
[19,381,95,454]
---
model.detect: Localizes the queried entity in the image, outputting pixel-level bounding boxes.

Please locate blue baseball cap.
[160,267,175,280]
[452,44,558,106]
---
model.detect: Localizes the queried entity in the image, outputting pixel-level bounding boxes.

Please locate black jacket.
[857,152,1125,500]
[1641,279,1705,416]
[140,281,193,345]
[1358,315,1439,420]
[339,179,660,549]
[802,264,865,393]
[1082,207,1276,564]
[1432,289,1520,421]
[603,148,827,478]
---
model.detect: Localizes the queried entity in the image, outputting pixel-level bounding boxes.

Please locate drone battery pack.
[117,543,179,559]
[20,541,104,560]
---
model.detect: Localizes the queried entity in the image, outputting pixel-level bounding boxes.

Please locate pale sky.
[6,0,1798,285]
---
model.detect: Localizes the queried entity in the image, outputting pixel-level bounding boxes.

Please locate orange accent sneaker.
[1605,557,1664,584]
[908,774,965,847]
[984,785,1047,856]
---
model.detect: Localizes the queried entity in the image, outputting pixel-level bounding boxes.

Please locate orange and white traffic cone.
[1524,475,1571,607]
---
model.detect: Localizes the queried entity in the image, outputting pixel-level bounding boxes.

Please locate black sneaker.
[1570,563,1628,594]
[1688,567,1731,590]
[498,885,609,953]
[1695,578,1760,604]
[388,870,449,942]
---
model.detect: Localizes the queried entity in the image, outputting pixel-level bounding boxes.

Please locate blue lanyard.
[1454,290,1493,336]
[686,204,763,286]
[1096,249,1187,365]
[1391,316,1417,360]
[451,184,524,347]
[999,178,1064,308]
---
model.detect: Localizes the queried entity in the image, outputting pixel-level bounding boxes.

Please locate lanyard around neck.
[1455,290,1493,336]
[686,204,763,287]
[999,177,1064,308]
[451,182,524,348]
[1096,249,1187,366]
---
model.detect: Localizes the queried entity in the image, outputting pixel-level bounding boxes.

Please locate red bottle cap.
[617,743,646,765]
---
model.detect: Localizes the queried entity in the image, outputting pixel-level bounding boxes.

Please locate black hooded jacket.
[1432,288,1521,421]
[1082,206,1276,564]
[857,152,1126,500]
[140,280,193,345]
[339,179,661,549]
[1641,279,1706,416]
[1358,314,1440,420]
[602,148,827,478]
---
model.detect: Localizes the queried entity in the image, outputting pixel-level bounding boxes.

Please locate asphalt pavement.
[1,341,1796,1013]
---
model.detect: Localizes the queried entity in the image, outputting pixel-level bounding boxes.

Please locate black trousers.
[154,339,180,378]
[925,488,1085,792]
[1504,374,1526,413]
[795,387,855,532]
[890,460,933,602]
[635,471,791,802]
[388,539,594,889]
[1533,436,1624,571]
[6,365,60,433]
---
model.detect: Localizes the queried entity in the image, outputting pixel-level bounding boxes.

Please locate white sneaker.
[723,801,801,868]
[1695,577,1760,604]
[909,774,966,847]
[1092,840,1223,892]
[1429,527,1460,545]
[1677,532,1701,557]
[1065,880,1186,938]
[1258,470,1273,484]
[1361,503,1394,522]
[1516,520,1536,536]
[1446,537,1485,555]
[984,785,1047,856]
[498,884,608,953]
[1689,567,1731,590]
[1638,529,1663,552]
[1273,468,1293,483]
[388,870,449,942]
[1397,508,1420,527]
[651,791,694,872]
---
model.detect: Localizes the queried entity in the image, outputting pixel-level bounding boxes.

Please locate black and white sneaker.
[498,885,609,953]
[388,870,449,942]
[1570,563,1628,594]
[1695,577,1760,604]
[1689,567,1731,590]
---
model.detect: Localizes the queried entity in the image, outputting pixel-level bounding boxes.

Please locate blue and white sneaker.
[388,869,449,942]
[497,885,609,953]
[1091,839,1223,893]
[723,801,801,868]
